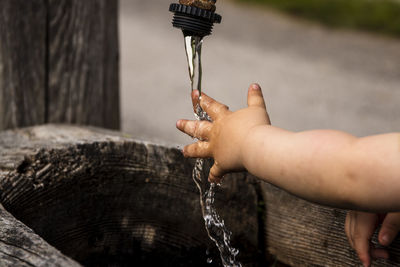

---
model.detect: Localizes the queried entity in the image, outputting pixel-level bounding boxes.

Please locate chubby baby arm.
[177,84,400,212]
[177,83,400,266]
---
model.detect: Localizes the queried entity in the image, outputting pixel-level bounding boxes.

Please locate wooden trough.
[1,0,400,265]
[1,125,400,266]
[0,125,260,266]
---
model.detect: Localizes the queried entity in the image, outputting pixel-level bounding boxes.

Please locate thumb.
[208,163,224,184]
[247,83,266,109]
[379,212,400,246]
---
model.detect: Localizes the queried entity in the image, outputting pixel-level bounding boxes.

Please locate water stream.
[184,35,242,267]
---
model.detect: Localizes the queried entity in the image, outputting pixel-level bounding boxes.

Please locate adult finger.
[183,142,212,158]
[345,212,355,248]
[379,212,400,246]
[199,92,231,121]
[347,212,378,267]
[247,83,266,109]
[176,119,212,141]
[370,247,389,260]
[345,212,388,264]
[208,163,224,184]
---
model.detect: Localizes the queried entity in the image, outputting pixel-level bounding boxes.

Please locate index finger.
[379,212,400,246]
[197,92,230,121]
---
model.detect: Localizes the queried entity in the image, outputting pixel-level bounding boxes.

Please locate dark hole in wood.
[2,142,260,266]
[16,157,32,174]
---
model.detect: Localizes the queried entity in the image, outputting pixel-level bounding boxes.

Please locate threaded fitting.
[169,2,221,37]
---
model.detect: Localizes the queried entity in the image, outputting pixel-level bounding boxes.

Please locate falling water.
[184,35,241,267]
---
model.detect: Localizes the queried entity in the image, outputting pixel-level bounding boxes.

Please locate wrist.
[240,125,292,180]
[239,124,270,172]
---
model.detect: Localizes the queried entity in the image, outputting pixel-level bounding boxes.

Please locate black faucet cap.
[169,3,222,37]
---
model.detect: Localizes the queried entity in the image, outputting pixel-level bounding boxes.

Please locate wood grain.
[262,182,400,266]
[0,125,259,266]
[5,125,400,266]
[0,0,46,130]
[0,203,80,266]
[47,0,120,129]
[0,0,120,131]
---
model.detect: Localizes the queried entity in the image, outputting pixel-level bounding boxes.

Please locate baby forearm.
[178,88,400,212]
[241,126,400,211]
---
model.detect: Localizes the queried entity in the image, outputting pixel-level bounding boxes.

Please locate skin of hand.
[345,211,400,267]
[177,83,270,184]
[177,84,400,212]
[177,83,400,265]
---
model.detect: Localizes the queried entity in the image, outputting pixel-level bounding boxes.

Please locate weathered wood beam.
[0,203,80,266]
[0,0,120,131]
[0,0,46,130]
[262,182,400,266]
[0,125,259,266]
[47,0,120,129]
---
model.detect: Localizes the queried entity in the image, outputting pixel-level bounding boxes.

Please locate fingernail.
[176,120,182,128]
[251,83,261,90]
[381,234,390,245]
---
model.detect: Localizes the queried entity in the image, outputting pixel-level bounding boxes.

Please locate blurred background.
[120,0,400,146]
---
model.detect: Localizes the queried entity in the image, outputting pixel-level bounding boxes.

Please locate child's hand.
[345,211,400,266]
[176,83,270,183]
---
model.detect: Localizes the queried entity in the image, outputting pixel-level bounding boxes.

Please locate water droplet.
[207,257,213,264]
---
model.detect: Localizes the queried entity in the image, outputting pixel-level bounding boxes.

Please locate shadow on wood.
[0,125,260,266]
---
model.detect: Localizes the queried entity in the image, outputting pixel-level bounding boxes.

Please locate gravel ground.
[120,0,400,146]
